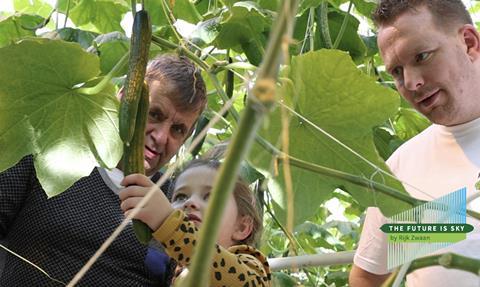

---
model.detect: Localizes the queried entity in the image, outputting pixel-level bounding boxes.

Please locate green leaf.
[189,17,221,47]
[0,13,45,48]
[0,39,122,197]
[322,9,367,63]
[215,2,271,64]
[351,0,377,18]
[144,0,169,26]
[272,272,297,287]
[258,0,280,11]
[361,35,378,57]
[69,0,129,33]
[41,28,99,49]
[172,0,202,24]
[250,50,410,225]
[90,31,130,76]
[325,270,349,286]
[394,108,431,141]
[146,0,202,27]
[373,126,404,160]
[55,0,83,14]
[298,0,322,15]
[14,0,53,18]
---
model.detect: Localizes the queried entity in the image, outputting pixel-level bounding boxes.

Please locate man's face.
[378,6,480,126]
[143,79,199,175]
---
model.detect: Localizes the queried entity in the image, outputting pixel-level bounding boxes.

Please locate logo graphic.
[381,188,473,269]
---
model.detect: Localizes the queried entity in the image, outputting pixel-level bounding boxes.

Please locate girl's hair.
[170,159,263,246]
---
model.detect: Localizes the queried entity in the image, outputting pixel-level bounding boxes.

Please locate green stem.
[254,132,422,207]
[257,0,299,79]
[319,0,333,49]
[380,268,399,287]
[264,197,299,256]
[467,209,480,220]
[131,0,136,15]
[280,154,423,207]
[184,100,266,287]
[183,0,300,285]
[64,0,71,28]
[159,0,183,43]
[309,7,315,52]
[332,1,352,49]
[151,35,208,70]
[407,253,480,276]
[76,52,129,95]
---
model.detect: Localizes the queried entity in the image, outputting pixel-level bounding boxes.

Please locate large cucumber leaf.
[69,0,129,33]
[250,49,410,225]
[13,0,53,18]
[0,13,45,48]
[0,39,122,197]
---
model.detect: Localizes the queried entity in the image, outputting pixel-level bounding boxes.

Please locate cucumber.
[119,9,152,145]
[123,82,153,245]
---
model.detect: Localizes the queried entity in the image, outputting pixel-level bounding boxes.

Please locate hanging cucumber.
[119,9,152,145]
[119,9,153,244]
[123,82,153,245]
[190,115,210,157]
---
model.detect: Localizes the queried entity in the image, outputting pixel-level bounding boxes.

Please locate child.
[119,159,271,286]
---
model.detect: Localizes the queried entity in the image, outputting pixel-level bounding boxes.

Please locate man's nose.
[403,68,424,91]
[150,123,169,146]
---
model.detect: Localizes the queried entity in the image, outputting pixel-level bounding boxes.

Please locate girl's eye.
[172,193,188,203]
[203,192,211,201]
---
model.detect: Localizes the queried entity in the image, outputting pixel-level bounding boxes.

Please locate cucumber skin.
[123,83,153,245]
[119,10,152,145]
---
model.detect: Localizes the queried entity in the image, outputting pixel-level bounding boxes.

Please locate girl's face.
[172,165,248,247]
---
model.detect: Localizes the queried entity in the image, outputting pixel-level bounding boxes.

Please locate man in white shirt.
[349,1,480,286]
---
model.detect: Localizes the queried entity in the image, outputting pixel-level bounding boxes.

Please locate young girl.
[119,159,271,286]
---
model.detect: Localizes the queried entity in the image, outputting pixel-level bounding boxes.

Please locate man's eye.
[172,125,186,137]
[415,52,430,63]
[149,111,159,121]
[391,66,403,78]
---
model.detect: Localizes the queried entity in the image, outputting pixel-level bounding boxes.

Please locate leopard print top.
[152,210,271,287]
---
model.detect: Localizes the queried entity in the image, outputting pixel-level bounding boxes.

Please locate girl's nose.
[183,196,200,210]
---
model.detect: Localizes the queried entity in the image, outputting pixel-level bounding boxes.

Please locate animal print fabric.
[152,210,271,287]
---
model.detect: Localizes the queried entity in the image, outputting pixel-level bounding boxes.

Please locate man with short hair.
[349,1,480,286]
[0,54,207,286]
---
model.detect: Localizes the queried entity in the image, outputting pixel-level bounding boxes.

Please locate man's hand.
[119,174,174,231]
[349,264,390,287]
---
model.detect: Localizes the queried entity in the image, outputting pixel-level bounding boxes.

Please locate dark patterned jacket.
[0,155,172,286]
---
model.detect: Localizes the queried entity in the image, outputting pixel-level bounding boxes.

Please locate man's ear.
[461,24,480,61]
[232,215,254,243]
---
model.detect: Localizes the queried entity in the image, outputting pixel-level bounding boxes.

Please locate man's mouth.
[416,89,440,109]
[144,146,159,160]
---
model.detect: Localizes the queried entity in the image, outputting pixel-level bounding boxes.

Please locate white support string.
[0,244,66,286]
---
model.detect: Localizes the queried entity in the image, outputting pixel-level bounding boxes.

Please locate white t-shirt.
[354,118,480,286]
